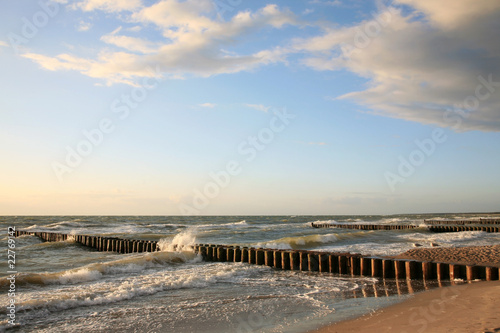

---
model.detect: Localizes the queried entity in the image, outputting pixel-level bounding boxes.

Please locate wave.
[310,220,338,225]
[157,228,198,251]
[256,233,339,250]
[2,263,264,318]
[197,220,248,229]
[255,230,378,250]
[21,238,75,250]
[2,252,201,288]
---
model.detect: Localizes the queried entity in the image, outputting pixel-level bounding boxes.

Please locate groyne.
[310,222,500,233]
[423,218,500,225]
[14,230,500,283]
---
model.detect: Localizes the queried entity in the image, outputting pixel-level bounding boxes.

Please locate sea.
[1,213,500,333]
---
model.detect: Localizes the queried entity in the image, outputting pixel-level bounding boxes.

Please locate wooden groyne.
[311,223,418,230]
[310,222,500,233]
[427,225,500,233]
[424,219,500,225]
[14,230,500,282]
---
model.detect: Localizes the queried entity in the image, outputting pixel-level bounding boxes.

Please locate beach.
[1,215,499,332]
[312,245,500,333]
[311,280,500,333]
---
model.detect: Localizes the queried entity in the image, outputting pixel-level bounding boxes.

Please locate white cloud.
[25,1,297,85]
[22,52,161,86]
[77,20,93,31]
[72,0,141,12]
[0,40,8,47]
[245,104,270,112]
[308,0,342,6]
[126,25,142,32]
[100,27,159,54]
[302,8,314,15]
[199,103,216,108]
[293,1,500,132]
[20,0,500,132]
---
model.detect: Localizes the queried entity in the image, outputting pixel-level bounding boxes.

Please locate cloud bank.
[22,0,500,131]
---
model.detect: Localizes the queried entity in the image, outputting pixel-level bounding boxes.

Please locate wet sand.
[311,280,500,333]
[311,245,500,333]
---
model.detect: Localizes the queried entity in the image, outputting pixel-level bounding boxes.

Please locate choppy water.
[1,214,499,332]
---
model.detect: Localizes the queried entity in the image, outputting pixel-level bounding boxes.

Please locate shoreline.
[311,245,500,332]
[310,280,500,333]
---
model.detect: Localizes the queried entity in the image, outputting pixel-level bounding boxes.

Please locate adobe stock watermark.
[7,0,60,54]
[213,0,243,18]
[403,285,463,333]
[178,107,295,215]
[385,74,500,192]
[340,4,397,59]
[235,308,267,333]
[51,66,163,182]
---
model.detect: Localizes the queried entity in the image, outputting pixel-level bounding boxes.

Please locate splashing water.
[157,227,198,252]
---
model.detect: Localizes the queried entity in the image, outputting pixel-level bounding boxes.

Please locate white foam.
[157,227,198,251]
[58,268,103,284]
[311,220,338,225]
[256,233,339,250]
[197,220,248,229]
[14,263,266,315]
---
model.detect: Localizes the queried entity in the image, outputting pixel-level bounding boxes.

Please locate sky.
[1,0,499,215]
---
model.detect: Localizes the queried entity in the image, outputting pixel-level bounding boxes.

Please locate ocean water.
[1,214,499,332]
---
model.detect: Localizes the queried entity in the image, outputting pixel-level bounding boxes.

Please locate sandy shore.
[311,245,500,333]
[311,280,500,333]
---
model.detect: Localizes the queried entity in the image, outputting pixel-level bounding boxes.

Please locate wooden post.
[485,266,499,281]
[256,249,265,265]
[319,253,329,273]
[350,256,360,276]
[205,245,213,261]
[466,265,478,281]
[274,251,282,269]
[199,246,208,260]
[265,250,274,267]
[308,252,319,272]
[249,249,256,264]
[338,255,348,275]
[360,257,371,276]
[436,263,449,281]
[234,247,242,262]
[217,247,227,262]
[290,251,300,270]
[242,248,249,262]
[300,252,309,271]
[422,262,436,280]
[329,255,339,274]
[282,251,291,270]
[382,259,394,279]
[371,258,382,278]
[394,260,405,279]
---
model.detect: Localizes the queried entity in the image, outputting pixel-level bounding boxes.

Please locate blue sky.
[1,0,499,215]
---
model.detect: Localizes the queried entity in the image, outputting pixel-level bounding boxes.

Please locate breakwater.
[14,230,500,282]
[310,222,500,233]
[311,223,418,230]
[424,218,500,225]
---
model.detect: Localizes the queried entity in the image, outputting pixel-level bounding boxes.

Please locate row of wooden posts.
[423,219,500,225]
[311,223,417,230]
[15,230,500,282]
[310,222,500,233]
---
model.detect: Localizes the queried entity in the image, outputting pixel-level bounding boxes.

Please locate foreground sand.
[311,280,500,333]
[311,245,500,333]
